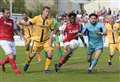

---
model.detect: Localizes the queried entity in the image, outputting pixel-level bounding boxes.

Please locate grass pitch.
[0,47,120,82]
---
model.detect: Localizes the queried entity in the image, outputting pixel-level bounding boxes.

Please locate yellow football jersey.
[114,23,120,42]
[30,15,53,42]
[105,23,120,44]
[17,18,32,39]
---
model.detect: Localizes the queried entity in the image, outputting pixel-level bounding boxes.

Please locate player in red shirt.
[0,8,21,76]
[55,12,86,72]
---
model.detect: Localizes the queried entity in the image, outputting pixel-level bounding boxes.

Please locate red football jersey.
[64,22,80,42]
[0,17,14,41]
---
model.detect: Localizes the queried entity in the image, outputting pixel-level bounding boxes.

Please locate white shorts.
[64,39,79,49]
[0,40,16,55]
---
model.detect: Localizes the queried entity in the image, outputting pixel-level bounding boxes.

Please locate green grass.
[0,47,120,82]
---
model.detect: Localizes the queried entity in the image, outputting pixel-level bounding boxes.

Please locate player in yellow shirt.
[23,6,54,73]
[105,16,120,65]
[17,12,32,51]
[17,12,43,63]
[112,21,120,61]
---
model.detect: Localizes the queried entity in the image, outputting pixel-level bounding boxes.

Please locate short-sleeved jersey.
[83,22,105,48]
[0,17,14,41]
[105,23,120,43]
[64,22,80,42]
[30,15,52,42]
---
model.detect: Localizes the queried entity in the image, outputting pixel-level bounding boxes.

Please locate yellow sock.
[26,53,34,64]
[44,58,52,70]
[26,52,30,64]
[37,53,42,62]
[26,56,31,64]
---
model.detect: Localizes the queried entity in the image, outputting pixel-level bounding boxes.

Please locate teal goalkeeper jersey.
[83,22,105,49]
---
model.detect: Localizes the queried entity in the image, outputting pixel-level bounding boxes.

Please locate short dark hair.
[22,10,32,18]
[89,13,98,18]
[42,6,50,11]
[2,8,9,13]
[68,12,76,18]
[22,11,28,15]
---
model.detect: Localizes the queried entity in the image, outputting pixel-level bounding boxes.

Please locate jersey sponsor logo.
[68,29,79,33]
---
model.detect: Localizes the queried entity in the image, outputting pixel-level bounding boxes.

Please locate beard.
[91,22,97,25]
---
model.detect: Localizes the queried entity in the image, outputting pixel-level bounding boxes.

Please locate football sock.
[58,51,72,67]
[8,57,18,71]
[44,58,52,70]
[27,54,35,64]
[89,59,98,70]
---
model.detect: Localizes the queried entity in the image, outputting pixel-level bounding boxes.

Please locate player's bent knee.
[109,52,114,56]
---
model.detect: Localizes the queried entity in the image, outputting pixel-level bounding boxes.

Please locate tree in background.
[0,0,25,13]
[0,0,9,11]
[25,0,58,17]
[13,0,25,13]
[0,0,58,17]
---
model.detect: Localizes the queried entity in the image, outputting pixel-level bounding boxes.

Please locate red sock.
[59,57,65,64]
[8,57,21,75]
[8,57,18,70]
